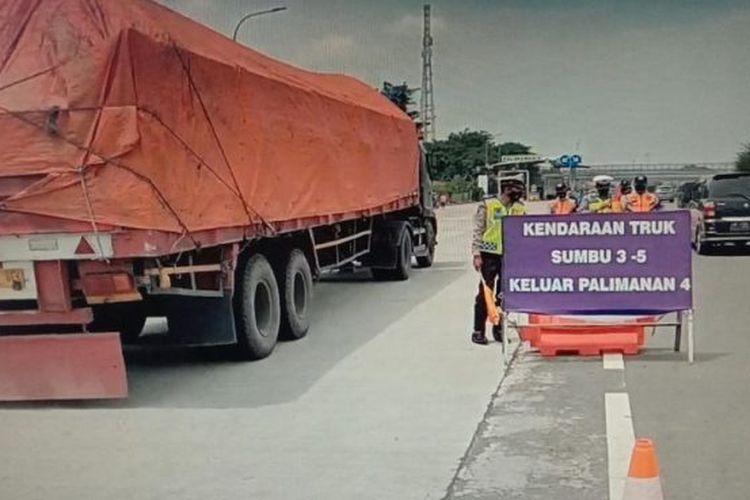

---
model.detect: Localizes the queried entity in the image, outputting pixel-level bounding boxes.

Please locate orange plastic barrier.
[537,332,641,357]
[522,314,653,356]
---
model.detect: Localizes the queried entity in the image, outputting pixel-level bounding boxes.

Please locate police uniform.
[623,192,660,212]
[580,192,613,213]
[472,198,526,337]
[611,195,625,213]
[550,198,577,215]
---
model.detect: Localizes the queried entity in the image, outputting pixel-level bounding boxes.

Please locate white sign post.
[477,174,489,197]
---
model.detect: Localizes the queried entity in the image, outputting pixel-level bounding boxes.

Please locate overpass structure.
[540,161,736,197]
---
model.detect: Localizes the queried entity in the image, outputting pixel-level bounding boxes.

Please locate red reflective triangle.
[74,237,95,255]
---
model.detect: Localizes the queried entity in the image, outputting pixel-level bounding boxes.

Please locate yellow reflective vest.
[480,199,526,255]
[584,193,613,213]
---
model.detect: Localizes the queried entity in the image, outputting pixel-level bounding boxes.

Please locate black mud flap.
[163,294,238,347]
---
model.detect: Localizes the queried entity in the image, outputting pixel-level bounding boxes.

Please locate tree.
[737,143,750,172]
[381,81,419,120]
[424,128,534,181]
[498,142,532,158]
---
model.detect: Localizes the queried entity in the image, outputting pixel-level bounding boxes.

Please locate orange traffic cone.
[623,438,664,500]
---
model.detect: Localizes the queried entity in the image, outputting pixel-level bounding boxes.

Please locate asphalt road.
[627,249,750,499]
[444,204,750,500]
[0,203,505,500]
[1,202,749,500]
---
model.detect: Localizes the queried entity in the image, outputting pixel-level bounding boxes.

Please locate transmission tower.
[420,4,436,142]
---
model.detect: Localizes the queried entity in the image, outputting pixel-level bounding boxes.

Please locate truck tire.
[416,220,436,268]
[234,254,281,360]
[279,249,313,341]
[372,227,412,281]
[90,302,147,343]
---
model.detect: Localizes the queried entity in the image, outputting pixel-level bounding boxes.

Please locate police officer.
[550,183,577,214]
[580,176,613,213]
[612,179,632,213]
[624,175,660,212]
[471,175,526,345]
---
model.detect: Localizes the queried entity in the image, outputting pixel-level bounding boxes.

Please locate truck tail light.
[703,201,716,218]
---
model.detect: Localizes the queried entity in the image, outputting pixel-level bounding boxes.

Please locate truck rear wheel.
[90,302,147,343]
[279,249,313,341]
[372,227,412,281]
[416,220,436,268]
[234,254,281,360]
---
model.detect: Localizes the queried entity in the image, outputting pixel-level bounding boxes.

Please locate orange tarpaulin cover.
[0,0,419,236]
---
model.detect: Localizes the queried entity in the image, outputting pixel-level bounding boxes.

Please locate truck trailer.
[0,0,437,400]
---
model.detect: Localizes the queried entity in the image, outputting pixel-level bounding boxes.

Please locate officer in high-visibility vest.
[580,176,613,213]
[470,175,527,345]
[550,183,577,214]
[612,179,632,213]
[624,175,660,212]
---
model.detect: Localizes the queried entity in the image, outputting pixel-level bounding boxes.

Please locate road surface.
[1,202,748,499]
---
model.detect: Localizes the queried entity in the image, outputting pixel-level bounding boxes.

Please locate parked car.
[690,173,750,254]
[676,181,698,208]
[655,183,676,203]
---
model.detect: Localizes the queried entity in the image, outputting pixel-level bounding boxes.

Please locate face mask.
[635,185,646,194]
[557,192,566,199]
[597,188,609,198]
[508,190,523,202]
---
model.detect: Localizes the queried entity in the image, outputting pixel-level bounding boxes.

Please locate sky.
[158,0,750,165]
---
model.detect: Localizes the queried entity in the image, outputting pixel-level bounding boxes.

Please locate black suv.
[690,173,750,254]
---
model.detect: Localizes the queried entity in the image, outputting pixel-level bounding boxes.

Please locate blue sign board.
[559,154,582,168]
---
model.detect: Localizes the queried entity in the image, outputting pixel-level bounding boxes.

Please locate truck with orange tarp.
[0,0,437,400]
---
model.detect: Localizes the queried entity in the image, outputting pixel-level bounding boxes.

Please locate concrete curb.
[440,339,524,500]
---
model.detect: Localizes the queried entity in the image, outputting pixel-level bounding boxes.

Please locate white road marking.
[606,392,636,500]
[429,266,471,272]
[603,353,624,370]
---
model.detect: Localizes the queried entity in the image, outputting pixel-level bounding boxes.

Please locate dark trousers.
[473,252,503,333]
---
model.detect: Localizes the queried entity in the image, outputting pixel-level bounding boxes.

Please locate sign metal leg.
[687,309,695,364]
[674,310,683,352]
[502,318,509,366]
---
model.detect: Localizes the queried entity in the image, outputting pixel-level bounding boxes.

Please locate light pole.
[484,132,502,169]
[232,6,287,42]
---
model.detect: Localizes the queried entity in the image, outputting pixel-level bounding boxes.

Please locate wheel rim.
[254,281,272,337]
[293,271,308,317]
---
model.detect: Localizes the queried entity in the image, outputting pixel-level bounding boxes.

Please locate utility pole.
[420,4,436,142]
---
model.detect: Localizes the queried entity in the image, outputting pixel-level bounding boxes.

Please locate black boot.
[471,331,489,345]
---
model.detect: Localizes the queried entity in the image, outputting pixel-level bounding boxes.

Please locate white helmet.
[592,175,614,186]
